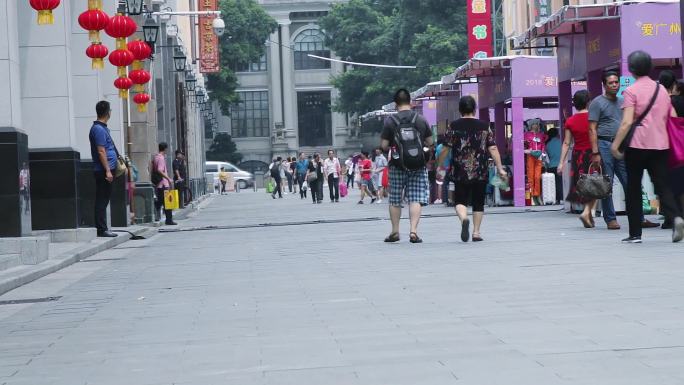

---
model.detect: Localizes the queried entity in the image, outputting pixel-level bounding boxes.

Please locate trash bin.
[254,171,265,190]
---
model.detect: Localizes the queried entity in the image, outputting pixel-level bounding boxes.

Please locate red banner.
[199,0,220,73]
[467,0,493,59]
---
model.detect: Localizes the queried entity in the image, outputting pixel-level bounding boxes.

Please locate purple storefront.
[452,56,561,206]
[513,1,682,124]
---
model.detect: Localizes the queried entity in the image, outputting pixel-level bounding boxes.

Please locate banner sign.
[467,0,493,59]
[199,0,220,73]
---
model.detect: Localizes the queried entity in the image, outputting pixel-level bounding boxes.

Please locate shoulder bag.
[103,126,127,178]
[618,82,659,153]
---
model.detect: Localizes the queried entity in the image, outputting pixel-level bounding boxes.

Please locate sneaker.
[673,217,684,243]
[165,221,178,226]
[621,236,642,244]
[376,199,383,204]
[371,198,377,204]
[606,220,621,230]
[358,200,364,204]
[434,199,442,204]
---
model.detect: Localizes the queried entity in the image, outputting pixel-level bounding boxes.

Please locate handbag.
[666,113,684,168]
[618,82,659,153]
[307,171,318,183]
[104,126,127,178]
[576,163,612,200]
[163,189,179,210]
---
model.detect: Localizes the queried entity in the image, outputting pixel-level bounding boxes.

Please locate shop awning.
[511,0,677,50]
[453,55,548,79]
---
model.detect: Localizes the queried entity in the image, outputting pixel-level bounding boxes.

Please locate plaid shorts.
[389,166,429,206]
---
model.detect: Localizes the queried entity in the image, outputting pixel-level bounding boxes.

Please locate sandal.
[384,232,400,243]
[461,218,470,242]
[472,233,483,242]
[579,214,593,229]
[409,232,423,243]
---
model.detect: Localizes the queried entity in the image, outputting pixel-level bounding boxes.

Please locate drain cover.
[0,296,62,305]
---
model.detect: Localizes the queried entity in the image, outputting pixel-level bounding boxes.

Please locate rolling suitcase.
[542,172,556,205]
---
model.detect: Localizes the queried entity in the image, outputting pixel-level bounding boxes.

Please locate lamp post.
[125,0,144,16]
[173,48,186,72]
[142,15,159,49]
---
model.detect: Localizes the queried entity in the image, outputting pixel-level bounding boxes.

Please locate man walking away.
[89,100,118,237]
[172,150,187,205]
[152,142,176,225]
[295,152,309,199]
[270,157,283,199]
[381,89,433,243]
[324,149,341,202]
[357,151,377,204]
[589,71,657,230]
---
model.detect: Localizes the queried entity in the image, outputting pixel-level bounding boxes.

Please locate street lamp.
[142,16,159,47]
[173,48,186,72]
[125,0,144,16]
[185,72,196,90]
[195,89,205,104]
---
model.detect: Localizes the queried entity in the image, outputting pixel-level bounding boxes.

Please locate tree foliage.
[320,0,468,115]
[206,133,243,164]
[206,0,278,115]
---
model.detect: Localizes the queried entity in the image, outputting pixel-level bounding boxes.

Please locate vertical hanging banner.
[467,0,493,59]
[199,0,220,73]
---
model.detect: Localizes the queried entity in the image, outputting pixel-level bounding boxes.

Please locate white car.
[205,161,254,191]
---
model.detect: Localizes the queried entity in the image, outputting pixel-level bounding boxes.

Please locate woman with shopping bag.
[151,142,176,225]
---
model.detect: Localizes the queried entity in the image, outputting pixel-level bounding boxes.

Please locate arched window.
[293,28,330,70]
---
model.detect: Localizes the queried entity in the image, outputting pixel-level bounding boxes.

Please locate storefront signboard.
[199,0,220,73]
[621,2,681,60]
[467,0,493,58]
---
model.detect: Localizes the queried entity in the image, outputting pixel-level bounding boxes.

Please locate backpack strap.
[389,114,401,127]
[410,112,418,124]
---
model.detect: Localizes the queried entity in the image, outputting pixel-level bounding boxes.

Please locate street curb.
[0,226,157,296]
[174,193,214,220]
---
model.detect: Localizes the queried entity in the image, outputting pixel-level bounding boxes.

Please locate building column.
[511,97,525,207]
[0,2,32,237]
[18,1,83,230]
[268,29,284,132]
[494,102,506,150]
[280,21,296,142]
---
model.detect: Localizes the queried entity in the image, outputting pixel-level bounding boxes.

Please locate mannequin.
[524,118,546,205]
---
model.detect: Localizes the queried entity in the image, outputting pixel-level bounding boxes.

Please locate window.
[293,29,330,70]
[297,91,332,146]
[235,55,267,73]
[230,91,270,138]
[205,164,218,173]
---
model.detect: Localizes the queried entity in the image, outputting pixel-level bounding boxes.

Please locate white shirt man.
[323,151,342,202]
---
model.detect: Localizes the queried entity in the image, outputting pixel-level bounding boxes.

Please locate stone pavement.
[1,189,684,385]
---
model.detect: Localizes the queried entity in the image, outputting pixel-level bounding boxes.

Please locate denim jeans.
[598,139,644,223]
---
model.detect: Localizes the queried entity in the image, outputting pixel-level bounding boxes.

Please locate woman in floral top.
[438,96,507,243]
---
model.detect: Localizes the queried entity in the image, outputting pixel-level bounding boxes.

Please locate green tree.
[206,133,243,164]
[320,0,468,115]
[206,0,278,114]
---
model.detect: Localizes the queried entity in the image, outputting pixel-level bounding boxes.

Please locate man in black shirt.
[380,89,433,243]
[172,150,188,205]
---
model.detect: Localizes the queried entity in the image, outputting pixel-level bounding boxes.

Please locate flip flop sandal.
[409,232,423,243]
[384,232,400,243]
[472,234,483,242]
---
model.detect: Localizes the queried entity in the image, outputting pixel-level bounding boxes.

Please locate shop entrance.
[297,91,332,147]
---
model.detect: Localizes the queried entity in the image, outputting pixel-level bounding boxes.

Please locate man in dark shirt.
[172,150,188,205]
[88,100,118,237]
[380,89,433,243]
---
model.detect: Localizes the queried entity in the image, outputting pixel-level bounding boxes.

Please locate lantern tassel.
[132,60,142,71]
[37,10,54,25]
[88,30,100,43]
[88,0,102,10]
[116,38,126,50]
[117,66,127,77]
[119,89,129,99]
[137,103,147,113]
[91,58,104,70]
[134,84,144,92]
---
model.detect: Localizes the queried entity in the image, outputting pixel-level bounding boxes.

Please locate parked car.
[205,161,254,191]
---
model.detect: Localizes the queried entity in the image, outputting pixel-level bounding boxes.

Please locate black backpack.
[270,162,280,178]
[390,112,426,171]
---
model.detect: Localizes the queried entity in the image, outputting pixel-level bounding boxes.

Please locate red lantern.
[105,14,137,48]
[127,40,152,69]
[109,49,135,77]
[86,43,109,70]
[129,69,151,93]
[114,77,133,99]
[29,0,61,25]
[78,9,109,43]
[134,93,151,113]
